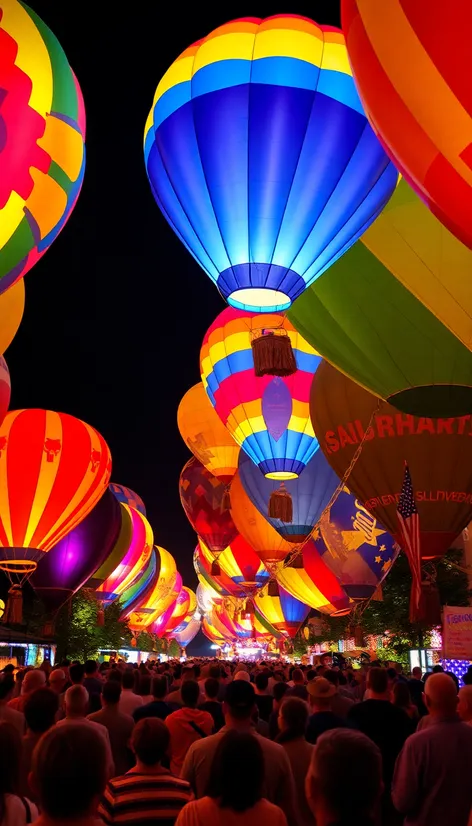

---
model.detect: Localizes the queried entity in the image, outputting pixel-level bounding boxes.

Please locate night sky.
[10,2,341,598]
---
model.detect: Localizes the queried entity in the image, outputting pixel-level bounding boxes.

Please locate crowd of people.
[1,655,472,826]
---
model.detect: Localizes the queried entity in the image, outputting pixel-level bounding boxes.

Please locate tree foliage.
[167,639,181,659]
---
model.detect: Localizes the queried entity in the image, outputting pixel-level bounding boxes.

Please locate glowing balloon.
[0,357,11,429]
[199,534,269,597]
[31,488,121,614]
[119,547,157,616]
[230,470,294,570]
[87,505,153,606]
[109,483,146,515]
[311,360,472,560]
[124,546,180,634]
[169,588,197,635]
[196,582,216,617]
[179,457,238,553]
[0,409,111,577]
[289,179,472,418]
[255,584,310,638]
[239,450,339,542]
[342,0,472,249]
[194,543,237,598]
[276,539,351,615]
[178,383,239,481]
[152,572,183,636]
[202,614,229,645]
[314,488,400,600]
[201,308,320,479]
[0,281,25,355]
[145,15,397,313]
[171,616,200,648]
[0,0,86,294]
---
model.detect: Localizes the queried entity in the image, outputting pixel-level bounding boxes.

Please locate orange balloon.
[178,383,239,482]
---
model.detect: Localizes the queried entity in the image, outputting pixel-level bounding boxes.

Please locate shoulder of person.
[5,794,39,824]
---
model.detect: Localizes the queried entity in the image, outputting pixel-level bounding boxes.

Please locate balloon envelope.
[201,308,321,479]
[311,361,472,560]
[109,483,146,515]
[239,450,339,542]
[124,546,179,632]
[178,383,239,482]
[0,0,85,294]
[145,15,396,312]
[199,535,269,597]
[0,281,24,356]
[315,488,400,600]
[31,489,121,614]
[119,548,158,616]
[171,617,200,648]
[179,457,238,553]
[276,539,351,615]
[255,584,310,638]
[342,0,472,249]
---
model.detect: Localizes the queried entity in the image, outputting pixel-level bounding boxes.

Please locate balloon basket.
[251,331,297,377]
[268,580,280,598]
[2,585,23,625]
[211,559,221,576]
[269,482,293,522]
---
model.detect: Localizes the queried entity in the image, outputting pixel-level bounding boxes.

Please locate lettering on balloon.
[364,491,472,511]
[324,414,472,453]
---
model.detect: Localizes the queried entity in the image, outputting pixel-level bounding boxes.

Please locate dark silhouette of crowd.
[1,655,472,826]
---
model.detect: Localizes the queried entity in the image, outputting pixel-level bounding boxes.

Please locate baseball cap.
[307,677,336,700]
[224,679,255,711]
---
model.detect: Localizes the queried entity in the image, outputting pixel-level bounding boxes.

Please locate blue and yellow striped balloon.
[144,15,397,313]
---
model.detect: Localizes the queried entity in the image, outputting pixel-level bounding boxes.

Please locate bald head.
[425,673,458,717]
[65,684,89,717]
[23,669,46,695]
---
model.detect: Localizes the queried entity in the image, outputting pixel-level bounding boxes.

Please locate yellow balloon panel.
[0,280,24,355]
[177,382,240,481]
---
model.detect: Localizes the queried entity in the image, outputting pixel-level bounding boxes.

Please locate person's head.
[445,671,460,692]
[31,724,107,821]
[255,672,269,693]
[0,722,22,816]
[367,667,389,699]
[209,665,221,680]
[324,670,340,690]
[49,669,66,694]
[233,670,250,682]
[292,668,304,685]
[24,688,59,734]
[386,667,398,688]
[411,666,422,680]
[278,696,309,738]
[432,664,444,673]
[306,729,382,825]
[205,677,220,701]
[458,686,472,722]
[172,664,182,681]
[392,681,412,710]
[122,671,135,690]
[107,668,122,685]
[206,731,264,812]
[306,669,316,682]
[315,664,326,677]
[69,663,85,685]
[101,681,121,708]
[137,674,151,697]
[223,680,256,723]
[151,677,167,701]
[307,677,336,711]
[462,667,472,686]
[84,660,98,676]
[131,718,169,767]
[22,669,46,696]
[273,681,289,710]
[1,663,14,674]
[181,666,195,684]
[0,674,14,703]
[424,672,458,718]
[181,679,200,709]
[65,684,89,718]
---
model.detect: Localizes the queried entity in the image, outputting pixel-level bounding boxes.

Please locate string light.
[441,658,471,683]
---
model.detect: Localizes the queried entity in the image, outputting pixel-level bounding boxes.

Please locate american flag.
[397,462,422,615]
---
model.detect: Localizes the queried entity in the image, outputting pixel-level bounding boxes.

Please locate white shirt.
[119,689,144,716]
[2,794,38,826]
[56,716,114,776]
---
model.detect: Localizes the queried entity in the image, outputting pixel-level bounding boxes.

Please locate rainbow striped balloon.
[200,308,320,479]
[0,0,86,293]
[342,0,472,250]
[144,15,396,313]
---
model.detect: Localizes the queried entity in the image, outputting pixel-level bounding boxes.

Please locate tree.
[167,639,181,659]
[52,590,132,662]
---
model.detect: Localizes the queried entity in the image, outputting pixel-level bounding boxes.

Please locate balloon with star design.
[314,487,400,600]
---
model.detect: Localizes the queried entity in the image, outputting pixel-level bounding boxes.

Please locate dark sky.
[13,2,341,594]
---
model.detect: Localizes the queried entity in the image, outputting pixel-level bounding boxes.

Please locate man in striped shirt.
[98,718,192,826]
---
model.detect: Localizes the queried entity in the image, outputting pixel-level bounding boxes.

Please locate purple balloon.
[30,489,122,614]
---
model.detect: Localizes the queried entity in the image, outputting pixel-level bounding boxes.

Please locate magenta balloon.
[30,489,122,614]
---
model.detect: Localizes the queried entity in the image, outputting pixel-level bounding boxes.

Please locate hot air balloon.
[202,614,230,646]
[201,308,321,484]
[342,0,472,249]
[239,450,339,543]
[0,358,11,428]
[314,488,400,600]
[198,535,269,597]
[119,547,158,616]
[196,582,216,618]
[152,572,183,637]
[87,504,154,609]
[310,361,472,561]
[0,0,86,294]
[178,383,239,481]
[255,584,310,638]
[179,457,238,565]
[171,616,201,649]
[124,546,179,634]
[230,471,295,573]
[30,488,122,615]
[0,410,111,579]
[288,179,472,418]
[212,595,281,642]
[276,539,351,615]
[144,15,397,313]
[0,281,25,355]
[194,544,237,598]
[109,483,146,515]
[168,588,197,636]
